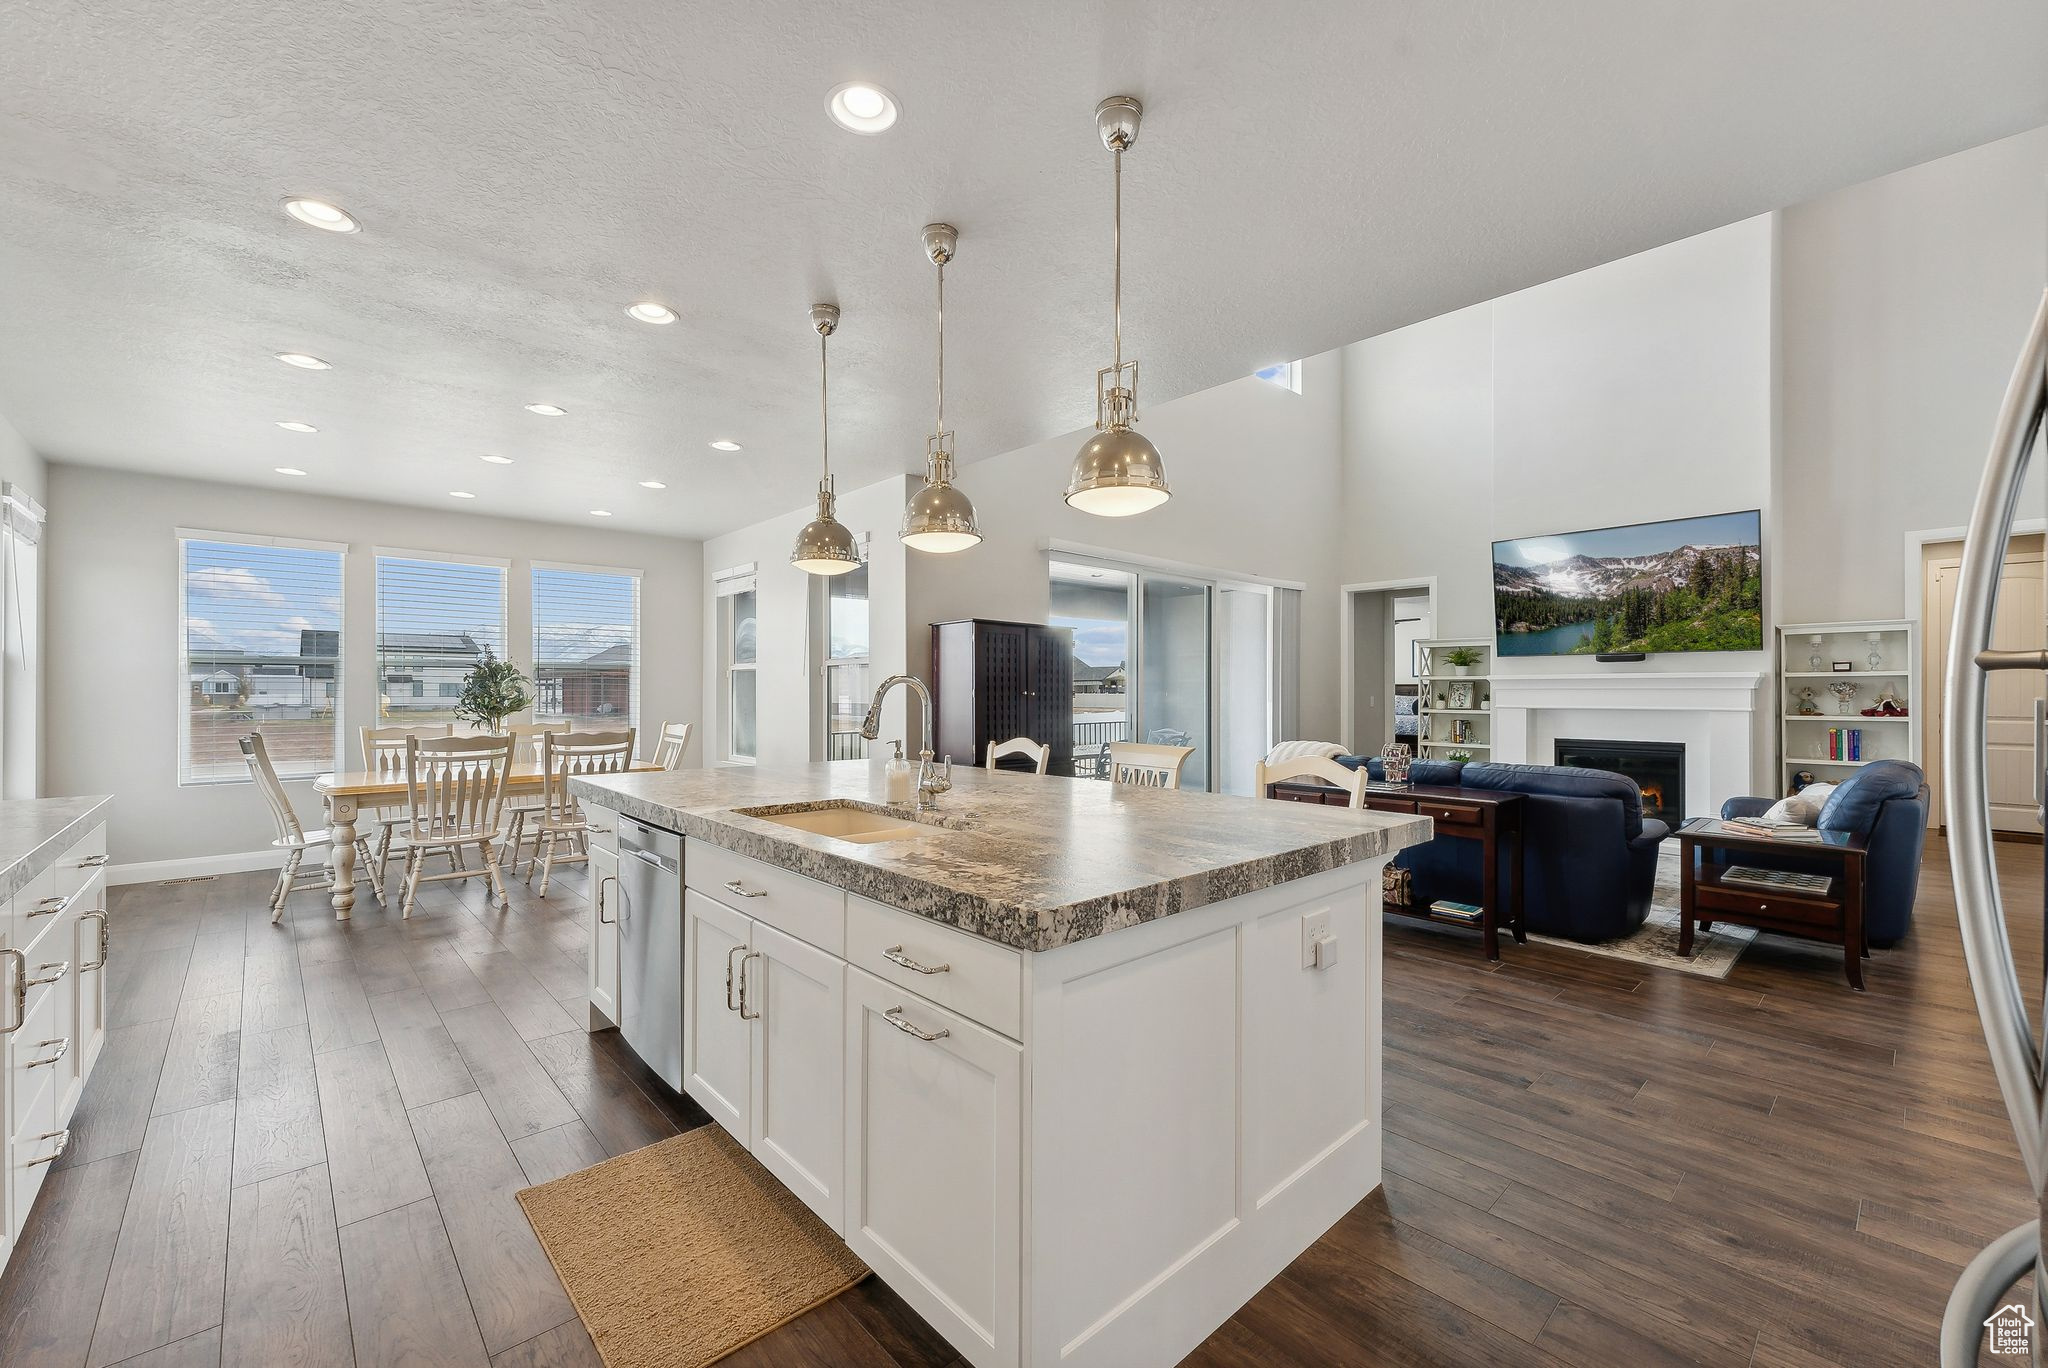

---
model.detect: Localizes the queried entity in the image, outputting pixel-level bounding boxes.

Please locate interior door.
[1929,547,2046,830]
[681,891,750,1139]
[747,921,846,1233]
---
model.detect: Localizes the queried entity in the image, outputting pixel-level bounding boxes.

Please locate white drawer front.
[846,897,1021,1040]
[585,805,621,856]
[51,823,108,903]
[685,839,845,957]
[3,868,53,956]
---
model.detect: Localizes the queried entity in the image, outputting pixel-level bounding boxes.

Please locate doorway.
[1923,534,2046,831]
[1341,581,1435,755]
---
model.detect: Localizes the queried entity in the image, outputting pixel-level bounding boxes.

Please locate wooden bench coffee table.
[1675,817,1869,990]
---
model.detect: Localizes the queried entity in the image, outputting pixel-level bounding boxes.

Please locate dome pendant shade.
[1068,95,1170,518]
[793,479,862,574]
[900,223,981,554]
[1065,425,1170,516]
[793,303,864,576]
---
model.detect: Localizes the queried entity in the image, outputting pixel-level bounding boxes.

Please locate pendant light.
[900,222,982,553]
[791,303,863,576]
[1065,95,1170,517]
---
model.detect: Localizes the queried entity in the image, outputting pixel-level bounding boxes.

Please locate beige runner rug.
[517,1124,868,1368]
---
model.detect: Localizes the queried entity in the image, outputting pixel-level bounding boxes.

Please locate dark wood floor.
[0,836,2036,1367]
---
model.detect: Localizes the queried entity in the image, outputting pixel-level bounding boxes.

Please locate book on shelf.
[1428,899,1483,925]
[1721,865,1833,895]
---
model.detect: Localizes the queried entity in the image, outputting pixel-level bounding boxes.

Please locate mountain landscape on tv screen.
[1493,540,1762,655]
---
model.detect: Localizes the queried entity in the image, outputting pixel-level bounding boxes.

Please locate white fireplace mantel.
[1488,669,1766,819]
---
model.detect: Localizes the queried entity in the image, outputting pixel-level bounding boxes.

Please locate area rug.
[516,1125,868,1368]
[1527,850,1758,979]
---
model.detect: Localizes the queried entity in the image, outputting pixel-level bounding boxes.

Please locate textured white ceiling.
[1,1,2043,540]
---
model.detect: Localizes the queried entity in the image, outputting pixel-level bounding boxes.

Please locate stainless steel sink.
[734,801,934,845]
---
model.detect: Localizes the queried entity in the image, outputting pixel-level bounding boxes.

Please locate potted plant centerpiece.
[454,648,535,734]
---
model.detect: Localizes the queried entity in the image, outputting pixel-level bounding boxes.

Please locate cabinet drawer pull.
[79,854,109,868]
[1,949,22,1035]
[725,944,745,1012]
[597,875,618,925]
[738,952,762,1021]
[29,895,67,918]
[26,1036,68,1068]
[882,945,950,976]
[26,960,69,988]
[723,879,767,900]
[83,911,109,971]
[25,1129,68,1166]
[586,825,611,835]
[884,1006,950,1042]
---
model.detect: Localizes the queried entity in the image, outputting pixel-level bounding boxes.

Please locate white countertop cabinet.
[586,800,1393,1368]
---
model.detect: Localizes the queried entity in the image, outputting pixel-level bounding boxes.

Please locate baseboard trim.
[109,850,282,887]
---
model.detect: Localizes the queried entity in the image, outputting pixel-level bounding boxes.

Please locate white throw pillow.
[1263,740,1347,765]
[1761,781,1837,827]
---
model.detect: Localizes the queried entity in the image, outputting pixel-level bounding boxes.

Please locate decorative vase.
[1828,681,1859,715]
[1865,632,1884,671]
[1807,635,1825,671]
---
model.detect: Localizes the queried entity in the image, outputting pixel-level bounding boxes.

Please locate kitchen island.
[572,762,1429,1368]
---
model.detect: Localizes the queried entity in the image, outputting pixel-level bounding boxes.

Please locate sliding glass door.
[1139,575,1212,791]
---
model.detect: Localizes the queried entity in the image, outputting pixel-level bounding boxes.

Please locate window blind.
[375,553,507,724]
[533,564,639,728]
[179,534,344,783]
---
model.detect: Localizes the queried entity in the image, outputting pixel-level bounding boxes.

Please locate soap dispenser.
[885,739,912,806]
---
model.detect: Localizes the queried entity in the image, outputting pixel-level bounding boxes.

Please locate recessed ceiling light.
[638,480,667,489]
[282,197,360,233]
[709,439,742,452]
[827,82,899,134]
[449,490,475,499]
[589,509,613,518]
[274,466,307,477]
[525,403,567,416]
[275,421,318,433]
[625,302,677,325]
[479,453,514,465]
[275,352,331,370]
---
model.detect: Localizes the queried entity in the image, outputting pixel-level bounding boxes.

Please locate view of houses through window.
[180,532,344,783]
[533,565,639,728]
[375,552,508,725]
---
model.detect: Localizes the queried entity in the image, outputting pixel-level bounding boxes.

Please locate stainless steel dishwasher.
[616,816,683,1091]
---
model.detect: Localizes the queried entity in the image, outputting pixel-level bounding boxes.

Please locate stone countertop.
[0,795,112,901]
[573,763,1430,953]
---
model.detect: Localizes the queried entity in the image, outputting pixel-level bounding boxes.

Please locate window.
[1254,360,1301,393]
[533,564,640,729]
[179,531,344,784]
[715,566,757,761]
[375,551,508,725]
[823,555,869,760]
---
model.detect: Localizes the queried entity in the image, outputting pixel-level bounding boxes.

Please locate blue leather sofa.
[1337,757,1668,942]
[1719,759,1928,946]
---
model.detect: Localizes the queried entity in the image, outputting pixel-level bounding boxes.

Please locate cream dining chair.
[398,734,516,917]
[241,733,382,923]
[500,720,573,873]
[527,729,637,896]
[360,724,454,886]
[650,721,694,770]
[1105,741,1195,790]
[1252,754,1368,808]
[985,736,1051,774]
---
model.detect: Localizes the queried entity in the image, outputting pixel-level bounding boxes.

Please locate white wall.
[1778,124,2048,622]
[45,465,702,868]
[702,476,917,768]
[1339,214,1777,661]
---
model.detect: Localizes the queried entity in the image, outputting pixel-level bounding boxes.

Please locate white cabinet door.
[682,890,751,1139]
[73,877,107,1088]
[587,846,621,1028]
[844,968,1021,1368]
[747,921,845,1233]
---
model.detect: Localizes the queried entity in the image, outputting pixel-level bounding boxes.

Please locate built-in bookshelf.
[1415,638,1494,761]
[1776,620,1918,789]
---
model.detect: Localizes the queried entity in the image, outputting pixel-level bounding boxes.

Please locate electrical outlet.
[1301,908,1332,968]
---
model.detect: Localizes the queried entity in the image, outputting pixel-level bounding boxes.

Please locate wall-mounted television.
[1492,509,1762,657]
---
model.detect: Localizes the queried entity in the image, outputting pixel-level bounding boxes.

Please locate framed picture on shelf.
[1831,661,1853,672]
[1447,681,1475,710]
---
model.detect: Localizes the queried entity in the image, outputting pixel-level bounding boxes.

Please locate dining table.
[313,760,662,919]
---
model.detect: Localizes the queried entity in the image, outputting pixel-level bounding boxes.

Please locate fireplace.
[1554,738,1685,826]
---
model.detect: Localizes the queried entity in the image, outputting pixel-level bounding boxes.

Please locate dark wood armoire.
[930,619,1075,775]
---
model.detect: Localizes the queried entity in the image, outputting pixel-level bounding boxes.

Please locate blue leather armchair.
[1336,756,1667,942]
[1720,759,1928,946]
